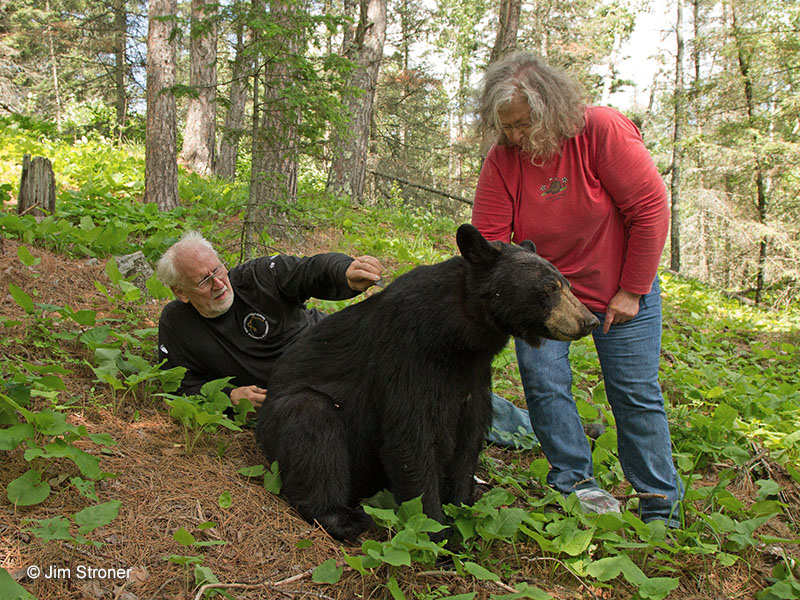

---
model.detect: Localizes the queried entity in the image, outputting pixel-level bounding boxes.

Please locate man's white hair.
[155,231,218,289]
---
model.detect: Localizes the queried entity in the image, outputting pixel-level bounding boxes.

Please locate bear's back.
[267,255,505,396]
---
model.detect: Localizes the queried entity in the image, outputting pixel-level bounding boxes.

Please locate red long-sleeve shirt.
[472,106,669,312]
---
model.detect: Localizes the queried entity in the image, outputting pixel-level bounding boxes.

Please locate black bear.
[255,224,598,541]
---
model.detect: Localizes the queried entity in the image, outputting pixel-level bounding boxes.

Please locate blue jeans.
[515,279,683,525]
[487,393,534,447]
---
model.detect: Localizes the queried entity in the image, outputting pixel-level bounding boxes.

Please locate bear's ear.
[520,239,537,254]
[457,224,500,267]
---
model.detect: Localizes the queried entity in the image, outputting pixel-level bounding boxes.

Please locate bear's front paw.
[318,506,374,542]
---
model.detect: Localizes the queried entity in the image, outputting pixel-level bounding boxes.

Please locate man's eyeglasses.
[195,264,227,291]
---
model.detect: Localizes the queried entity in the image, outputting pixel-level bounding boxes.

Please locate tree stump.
[18,154,56,218]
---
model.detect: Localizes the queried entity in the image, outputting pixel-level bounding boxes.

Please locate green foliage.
[23,499,121,547]
[161,378,254,456]
[0,391,117,507]
[237,462,282,494]
[167,524,231,598]
[0,116,248,262]
[0,566,37,600]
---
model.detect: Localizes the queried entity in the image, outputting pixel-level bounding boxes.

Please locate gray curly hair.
[476,52,587,163]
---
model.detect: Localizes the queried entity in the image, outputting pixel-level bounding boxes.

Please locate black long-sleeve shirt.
[157,253,358,396]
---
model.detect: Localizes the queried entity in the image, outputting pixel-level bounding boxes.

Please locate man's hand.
[603,288,641,334]
[346,255,384,292]
[230,385,266,409]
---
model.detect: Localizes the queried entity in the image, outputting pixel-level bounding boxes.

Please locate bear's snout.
[544,287,599,340]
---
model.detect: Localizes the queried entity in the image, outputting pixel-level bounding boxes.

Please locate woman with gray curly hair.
[472,52,683,527]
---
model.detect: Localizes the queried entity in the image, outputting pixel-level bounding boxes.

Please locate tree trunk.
[144,0,179,211]
[215,23,250,181]
[731,3,768,303]
[245,0,302,255]
[18,155,56,219]
[489,0,521,64]
[113,0,127,140]
[669,0,685,272]
[600,30,622,106]
[180,0,218,176]
[326,0,387,204]
[45,0,62,126]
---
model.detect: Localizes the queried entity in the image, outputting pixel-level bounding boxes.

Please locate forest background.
[1,0,799,305]
[1,0,800,599]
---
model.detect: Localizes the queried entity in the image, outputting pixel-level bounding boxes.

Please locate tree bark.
[245,0,302,255]
[45,0,62,126]
[144,0,179,211]
[326,0,387,204]
[489,0,521,64]
[18,155,56,218]
[180,0,218,176]
[215,22,250,181]
[670,0,685,272]
[731,3,768,303]
[113,0,127,140]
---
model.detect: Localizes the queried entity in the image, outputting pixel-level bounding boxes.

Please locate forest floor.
[1,235,798,600]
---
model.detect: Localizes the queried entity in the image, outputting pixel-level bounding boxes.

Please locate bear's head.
[456,224,599,346]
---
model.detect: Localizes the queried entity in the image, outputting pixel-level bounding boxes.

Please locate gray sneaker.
[574,488,621,514]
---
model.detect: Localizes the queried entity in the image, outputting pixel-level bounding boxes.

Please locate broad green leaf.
[70,477,99,501]
[755,479,782,501]
[173,527,198,546]
[237,464,266,478]
[397,496,424,522]
[218,491,232,509]
[263,461,282,494]
[638,577,680,600]
[193,565,220,588]
[39,440,105,479]
[105,256,123,284]
[576,398,599,420]
[556,525,594,557]
[476,507,526,541]
[30,410,71,436]
[363,505,400,529]
[463,561,499,581]
[80,325,113,349]
[9,284,35,314]
[7,470,51,506]
[492,582,553,599]
[386,577,406,600]
[24,516,72,542]
[74,500,122,535]
[68,309,97,326]
[166,554,204,566]
[311,559,342,584]
[146,272,172,300]
[17,245,41,267]
[0,566,38,599]
[377,545,411,567]
[0,423,35,451]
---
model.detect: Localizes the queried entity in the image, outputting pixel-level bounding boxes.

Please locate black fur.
[255,224,597,541]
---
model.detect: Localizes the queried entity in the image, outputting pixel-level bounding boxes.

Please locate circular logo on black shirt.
[243,312,269,339]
